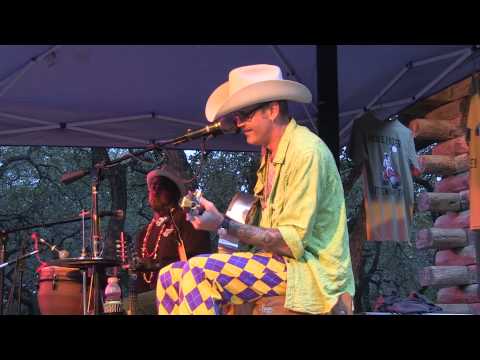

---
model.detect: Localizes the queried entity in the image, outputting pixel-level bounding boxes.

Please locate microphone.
[31,232,70,259]
[172,117,239,145]
[79,209,125,220]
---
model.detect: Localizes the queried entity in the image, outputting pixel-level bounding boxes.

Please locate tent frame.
[1,45,480,154]
[339,46,478,141]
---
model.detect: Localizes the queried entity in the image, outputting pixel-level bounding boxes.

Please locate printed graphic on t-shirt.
[382,147,401,189]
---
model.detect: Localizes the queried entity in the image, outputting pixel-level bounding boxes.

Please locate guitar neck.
[127,271,138,315]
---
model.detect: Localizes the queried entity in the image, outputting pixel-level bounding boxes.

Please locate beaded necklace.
[141,217,168,284]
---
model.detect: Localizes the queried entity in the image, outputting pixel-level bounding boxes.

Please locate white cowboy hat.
[205,64,312,122]
[146,165,187,196]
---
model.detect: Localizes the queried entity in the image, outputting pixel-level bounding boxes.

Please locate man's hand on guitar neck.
[187,196,294,258]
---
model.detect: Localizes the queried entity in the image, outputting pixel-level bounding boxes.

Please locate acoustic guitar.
[180,190,258,252]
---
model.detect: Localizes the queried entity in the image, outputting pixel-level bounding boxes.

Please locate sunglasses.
[224,102,271,125]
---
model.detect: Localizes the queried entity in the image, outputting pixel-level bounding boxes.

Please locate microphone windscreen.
[219,117,239,134]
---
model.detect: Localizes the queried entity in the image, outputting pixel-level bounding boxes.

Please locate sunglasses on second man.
[224,102,272,126]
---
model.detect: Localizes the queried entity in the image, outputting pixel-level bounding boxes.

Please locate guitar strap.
[177,239,188,262]
[169,209,188,262]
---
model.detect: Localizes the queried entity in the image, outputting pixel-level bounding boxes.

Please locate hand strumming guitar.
[185,194,293,258]
[186,196,225,232]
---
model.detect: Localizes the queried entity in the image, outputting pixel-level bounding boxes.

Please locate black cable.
[182,137,211,186]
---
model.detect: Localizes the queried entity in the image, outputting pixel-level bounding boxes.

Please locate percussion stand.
[89,165,105,315]
[0,231,7,315]
[0,207,123,315]
[58,141,185,315]
[16,239,28,314]
[0,248,41,314]
[79,210,88,315]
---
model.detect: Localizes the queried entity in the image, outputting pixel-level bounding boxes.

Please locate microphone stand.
[80,210,87,315]
[0,212,121,315]
[57,120,236,315]
[1,211,122,236]
[0,249,41,270]
[90,165,103,314]
[17,239,27,314]
[58,143,170,315]
[1,248,42,315]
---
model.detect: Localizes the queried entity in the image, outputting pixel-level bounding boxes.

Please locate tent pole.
[412,47,475,67]
[270,45,318,132]
[70,113,200,128]
[340,97,413,119]
[316,45,340,168]
[0,45,62,98]
[414,48,474,100]
[68,126,148,144]
[0,112,54,125]
[270,45,318,114]
[69,114,153,127]
[0,125,58,136]
[366,66,410,110]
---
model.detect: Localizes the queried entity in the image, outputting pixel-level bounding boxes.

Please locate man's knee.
[157,260,187,288]
[186,254,210,269]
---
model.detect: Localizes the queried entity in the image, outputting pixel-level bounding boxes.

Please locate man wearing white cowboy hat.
[156,64,355,315]
[129,164,210,314]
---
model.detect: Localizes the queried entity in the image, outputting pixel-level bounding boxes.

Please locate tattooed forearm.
[228,220,294,258]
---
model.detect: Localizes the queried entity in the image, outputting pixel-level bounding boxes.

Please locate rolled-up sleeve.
[276,149,323,260]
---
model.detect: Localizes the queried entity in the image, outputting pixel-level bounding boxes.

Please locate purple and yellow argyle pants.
[156,252,287,315]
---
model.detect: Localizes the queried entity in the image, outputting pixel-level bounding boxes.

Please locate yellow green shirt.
[254,119,355,314]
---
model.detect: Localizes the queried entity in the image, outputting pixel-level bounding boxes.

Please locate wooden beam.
[400,99,446,123]
[419,154,469,176]
[434,171,469,193]
[432,136,469,156]
[416,228,468,249]
[419,265,477,288]
[435,245,477,266]
[425,98,468,121]
[399,74,477,127]
[409,117,465,142]
[437,284,480,304]
[417,191,469,213]
[428,76,472,103]
[416,228,479,250]
[433,210,470,229]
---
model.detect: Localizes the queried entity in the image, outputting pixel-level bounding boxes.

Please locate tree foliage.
[1,144,436,314]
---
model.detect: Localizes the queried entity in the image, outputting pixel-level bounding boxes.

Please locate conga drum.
[37,266,84,315]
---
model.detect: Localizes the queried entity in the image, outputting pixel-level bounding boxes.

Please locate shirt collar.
[257,118,298,174]
[272,118,297,165]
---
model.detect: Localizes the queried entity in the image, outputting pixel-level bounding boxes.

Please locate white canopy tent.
[0,45,478,152]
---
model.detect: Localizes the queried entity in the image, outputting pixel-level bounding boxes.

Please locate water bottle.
[104,276,123,314]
